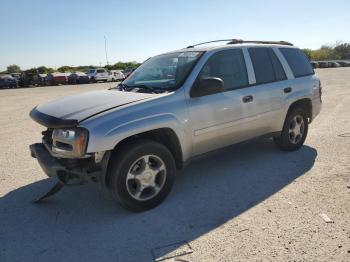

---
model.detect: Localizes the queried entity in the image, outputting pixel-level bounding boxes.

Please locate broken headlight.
[51,127,89,158]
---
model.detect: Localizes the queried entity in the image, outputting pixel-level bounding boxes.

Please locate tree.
[37,66,54,74]
[311,46,340,60]
[7,64,21,73]
[334,43,350,59]
[57,66,72,73]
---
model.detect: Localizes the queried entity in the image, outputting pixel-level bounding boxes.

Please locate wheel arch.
[286,98,312,122]
[112,128,183,170]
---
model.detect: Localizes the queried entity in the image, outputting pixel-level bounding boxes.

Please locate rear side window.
[279,48,314,77]
[198,49,248,91]
[248,48,276,84]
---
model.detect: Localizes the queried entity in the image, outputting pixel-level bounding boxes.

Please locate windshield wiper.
[118,83,130,91]
[128,85,167,93]
[108,83,129,91]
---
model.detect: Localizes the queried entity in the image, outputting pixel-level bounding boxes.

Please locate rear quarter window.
[279,48,314,78]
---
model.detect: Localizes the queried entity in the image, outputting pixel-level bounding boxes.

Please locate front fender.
[84,113,190,160]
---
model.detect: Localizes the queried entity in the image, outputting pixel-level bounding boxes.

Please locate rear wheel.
[107,139,176,212]
[274,108,308,151]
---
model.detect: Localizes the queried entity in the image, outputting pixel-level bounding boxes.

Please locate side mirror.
[190,77,224,97]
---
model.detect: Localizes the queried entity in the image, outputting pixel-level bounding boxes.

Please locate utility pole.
[104,36,109,66]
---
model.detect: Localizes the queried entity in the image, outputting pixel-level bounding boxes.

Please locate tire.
[107,139,176,212]
[274,108,309,151]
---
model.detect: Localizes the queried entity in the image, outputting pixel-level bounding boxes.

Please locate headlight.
[52,127,89,158]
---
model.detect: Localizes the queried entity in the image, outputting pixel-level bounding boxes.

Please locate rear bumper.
[30,143,107,184]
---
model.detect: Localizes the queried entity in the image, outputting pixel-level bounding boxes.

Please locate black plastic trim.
[30,107,79,128]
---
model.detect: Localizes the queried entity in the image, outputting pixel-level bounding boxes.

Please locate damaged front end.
[29,110,110,202]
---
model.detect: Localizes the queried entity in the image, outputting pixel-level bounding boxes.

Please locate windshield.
[122,51,203,91]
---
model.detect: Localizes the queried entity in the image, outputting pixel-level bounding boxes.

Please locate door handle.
[284,87,292,93]
[242,95,253,103]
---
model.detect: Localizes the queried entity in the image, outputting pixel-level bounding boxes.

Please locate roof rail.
[227,39,293,46]
[186,39,233,48]
[186,39,293,48]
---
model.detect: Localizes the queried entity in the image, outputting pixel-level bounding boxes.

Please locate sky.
[1,0,349,71]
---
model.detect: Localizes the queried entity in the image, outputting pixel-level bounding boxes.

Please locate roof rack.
[186,39,293,48]
[227,39,293,46]
[186,39,233,48]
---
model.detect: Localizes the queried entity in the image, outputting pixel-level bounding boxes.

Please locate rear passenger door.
[245,47,288,133]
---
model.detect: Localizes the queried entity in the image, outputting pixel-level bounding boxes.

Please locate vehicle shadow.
[0,139,317,262]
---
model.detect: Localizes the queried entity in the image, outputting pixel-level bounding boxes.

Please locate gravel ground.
[0,69,349,262]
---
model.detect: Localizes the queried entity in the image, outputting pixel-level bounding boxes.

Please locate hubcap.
[126,155,166,201]
[288,115,305,144]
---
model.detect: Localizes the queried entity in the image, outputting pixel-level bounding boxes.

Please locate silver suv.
[29,39,322,211]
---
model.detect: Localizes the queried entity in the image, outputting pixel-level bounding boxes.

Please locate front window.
[122,51,203,91]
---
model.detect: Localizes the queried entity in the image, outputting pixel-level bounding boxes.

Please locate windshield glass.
[122,51,203,91]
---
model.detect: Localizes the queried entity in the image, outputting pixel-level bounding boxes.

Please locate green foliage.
[334,43,350,59]
[57,66,72,73]
[302,42,350,60]
[6,64,21,73]
[106,61,141,70]
[37,66,54,74]
[302,49,313,59]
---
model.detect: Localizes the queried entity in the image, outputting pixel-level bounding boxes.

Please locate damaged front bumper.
[29,143,109,202]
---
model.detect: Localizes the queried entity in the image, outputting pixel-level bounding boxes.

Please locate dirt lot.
[0,69,349,262]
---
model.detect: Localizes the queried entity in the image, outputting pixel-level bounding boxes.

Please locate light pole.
[104,36,109,66]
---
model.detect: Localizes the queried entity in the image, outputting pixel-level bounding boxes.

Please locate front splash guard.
[33,172,87,203]
[34,180,65,203]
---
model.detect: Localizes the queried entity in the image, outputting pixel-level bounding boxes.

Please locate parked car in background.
[0,75,18,88]
[328,61,340,68]
[318,61,329,68]
[109,70,125,81]
[18,70,44,87]
[337,61,350,67]
[47,72,70,85]
[68,72,90,84]
[38,74,48,85]
[87,68,109,82]
[10,73,21,81]
[310,61,318,68]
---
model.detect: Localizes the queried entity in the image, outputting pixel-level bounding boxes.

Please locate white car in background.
[87,68,109,82]
[109,70,125,81]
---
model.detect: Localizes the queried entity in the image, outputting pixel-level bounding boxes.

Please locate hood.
[31,90,155,128]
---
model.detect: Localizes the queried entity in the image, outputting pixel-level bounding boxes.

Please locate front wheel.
[107,140,176,212]
[274,108,309,151]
